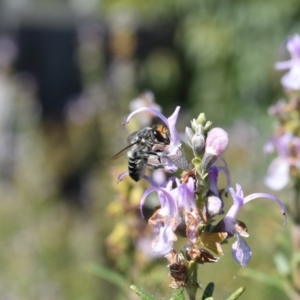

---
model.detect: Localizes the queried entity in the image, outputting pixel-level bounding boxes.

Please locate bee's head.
[152,125,170,144]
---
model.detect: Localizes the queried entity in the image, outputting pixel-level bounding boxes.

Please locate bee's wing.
[109,141,138,161]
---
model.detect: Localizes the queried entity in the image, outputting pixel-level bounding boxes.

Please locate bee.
[111,125,170,181]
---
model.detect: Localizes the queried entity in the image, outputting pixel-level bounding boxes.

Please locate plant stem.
[291,179,300,293]
[293,179,300,225]
[185,260,198,300]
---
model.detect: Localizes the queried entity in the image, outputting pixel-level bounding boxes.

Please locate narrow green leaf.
[85,264,129,293]
[242,268,283,289]
[130,285,157,300]
[243,268,299,300]
[202,282,215,300]
[225,287,246,300]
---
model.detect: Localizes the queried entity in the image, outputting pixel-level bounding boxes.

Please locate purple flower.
[275,34,300,90]
[205,127,229,156]
[141,177,196,255]
[264,132,300,190]
[205,164,231,217]
[208,163,231,196]
[202,128,229,172]
[217,184,287,267]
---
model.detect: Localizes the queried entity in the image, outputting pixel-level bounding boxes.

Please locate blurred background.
[0,0,298,299]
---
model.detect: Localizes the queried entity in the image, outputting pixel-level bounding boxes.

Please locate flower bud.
[191,119,198,131]
[201,152,218,173]
[192,133,205,157]
[205,127,229,156]
[185,126,194,147]
[205,195,224,217]
[196,113,206,125]
[204,120,213,132]
[195,124,204,135]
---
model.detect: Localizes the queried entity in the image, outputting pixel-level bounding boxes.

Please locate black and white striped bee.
[111,125,170,181]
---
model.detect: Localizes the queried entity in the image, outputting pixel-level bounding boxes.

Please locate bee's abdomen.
[128,152,145,182]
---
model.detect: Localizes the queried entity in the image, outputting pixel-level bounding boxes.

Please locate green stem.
[185,260,199,300]
[291,179,300,293]
[293,179,300,225]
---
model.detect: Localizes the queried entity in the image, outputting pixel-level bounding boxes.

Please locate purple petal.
[122,107,169,130]
[209,166,219,195]
[275,60,294,70]
[263,139,275,154]
[287,34,300,59]
[160,156,178,173]
[167,106,181,146]
[152,170,166,186]
[176,177,195,211]
[226,184,245,219]
[232,235,252,267]
[117,171,129,183]
[152,225,176,254]
[158,190,179,217]
[243,192,287,225]
[264,157,289,191]
[122,106,181,148]
[205,127,229,156]
[281,65,300,90]
[140,186,159,218]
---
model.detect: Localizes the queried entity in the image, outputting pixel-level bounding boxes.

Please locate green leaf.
[130,285,157,300]
[225,286,246,300]
[202,282,215,299]
[242,268,283,289]
[85,263,129,294]
[241,268,298,299]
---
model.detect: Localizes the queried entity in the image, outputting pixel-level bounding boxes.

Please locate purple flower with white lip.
[216,184,287,267]
[141,177,196,254]
[208,163,231,196]
[275,34,300,90]
[204,164,231,217]
[264,132,300,190]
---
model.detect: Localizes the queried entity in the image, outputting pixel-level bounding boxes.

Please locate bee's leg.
[145,152,164,170]
[146,163,164,170]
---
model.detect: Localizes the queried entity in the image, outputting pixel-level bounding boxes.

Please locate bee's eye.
[153,129,166,142]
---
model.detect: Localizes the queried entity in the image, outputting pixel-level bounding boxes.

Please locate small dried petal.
[165,250,187,289]
[234,220,249,237]
[199,232,228,255]
[186,246,219,264]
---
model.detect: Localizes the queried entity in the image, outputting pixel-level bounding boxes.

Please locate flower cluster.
[119,103,287,290]
[265,34,300,190]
